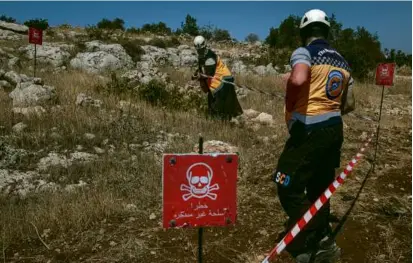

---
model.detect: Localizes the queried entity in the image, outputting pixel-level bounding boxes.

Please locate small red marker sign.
[375,63,396,86]
[162,154,238,229]
[28,27,43,45]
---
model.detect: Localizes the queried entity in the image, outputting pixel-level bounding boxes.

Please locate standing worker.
[272,9,355,263]
[191,35,243,120]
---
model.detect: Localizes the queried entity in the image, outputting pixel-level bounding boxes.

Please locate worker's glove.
[199,73,208,80]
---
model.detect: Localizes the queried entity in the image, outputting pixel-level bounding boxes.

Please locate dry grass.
[0,66,411,263]
[0,68,279,241]
[397,65,412,76]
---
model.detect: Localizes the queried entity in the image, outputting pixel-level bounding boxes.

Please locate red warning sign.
[162,154,238,229]
[375,63,396,86]
[28,27,43,45]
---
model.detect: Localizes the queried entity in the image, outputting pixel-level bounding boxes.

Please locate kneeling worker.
[192,35,243,120]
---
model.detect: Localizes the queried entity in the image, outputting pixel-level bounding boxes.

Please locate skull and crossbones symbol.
[381,65,389,77]
[180,163,219,201]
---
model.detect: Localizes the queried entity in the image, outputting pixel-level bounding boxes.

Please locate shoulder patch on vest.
[326,70,344,100]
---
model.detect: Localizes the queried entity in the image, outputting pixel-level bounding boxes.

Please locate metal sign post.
[34,44,37,77]
[373,62,396,171]
[373,85,385,172]
[198,136,204,263]
[28,27,43,78]
[162,137,238,263]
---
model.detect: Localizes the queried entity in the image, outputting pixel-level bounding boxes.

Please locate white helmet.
[299,9,330,29]
[194,35,207,50]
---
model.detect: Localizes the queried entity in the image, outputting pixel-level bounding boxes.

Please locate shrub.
[58,23,72,30]
[397,65,412,76]
[148,37,181,49]
[96,75,206,113]
[148,38,167,49]
[68,41,87,59]
[96,18,125,31]
[198,24,232,42]
[138,80,207,112]
[85,25,109,40]
[45,28,57,38]
[0,15,16,23]
[24,18,49,30]
[94,72,132,95]
[245,33,259,43]
[169,36,181,47]
[212,28,232,41]
[140,22,172,35]
[126,27,141,34]
[137,79,170,106]
[119,39,145,62]
[199,25,214,40]
[240,47,291,71]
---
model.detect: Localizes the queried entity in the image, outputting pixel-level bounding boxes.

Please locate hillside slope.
[0,23,411,263]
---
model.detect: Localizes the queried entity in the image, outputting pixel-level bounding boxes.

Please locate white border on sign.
[6,0,412,1]
[162,153,237,224]
[162,153,165,226]
[411,5,413,263]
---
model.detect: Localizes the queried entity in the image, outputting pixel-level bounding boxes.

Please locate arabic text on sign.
[175,211,193,219]
[193,203,208,211]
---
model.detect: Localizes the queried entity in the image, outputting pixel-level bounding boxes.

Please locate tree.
[407,54,412,67]
[264,15,300,48]
[388,49,396,61]
[24,18,49,30]
[277,15,301,48]
[181,14,199,36]
[384,48,390,59]
[96,18,111,29]
[0,15,16,23]
[198,24,232,41]
[199,24,214,40]
[97,17,125,31]
[245,33,259,43]
[336,26,385,79]
[213,28,231,41]
[126,27,141,34]
[174,28,183,35]
[264,13,402,79]
[328,14,342,47]
[141,22,171,35]
[112,18,125,31]
[265,27,279,47]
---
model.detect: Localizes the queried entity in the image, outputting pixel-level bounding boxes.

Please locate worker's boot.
[313,235,341,263]
[295,235,340,263]
[295,252,312,263]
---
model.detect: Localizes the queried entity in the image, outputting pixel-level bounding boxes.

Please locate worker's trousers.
[273,120,343,257]
[207,76,243,121]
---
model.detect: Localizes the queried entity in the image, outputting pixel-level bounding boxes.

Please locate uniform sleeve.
[290,47,311,67]
[348,76,354,91]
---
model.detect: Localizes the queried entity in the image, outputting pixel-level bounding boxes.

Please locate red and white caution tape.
[198,73,376,123]
[261,133,375,263]
[198,73,284,99]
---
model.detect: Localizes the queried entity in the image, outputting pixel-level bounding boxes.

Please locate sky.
[0,1,411,53]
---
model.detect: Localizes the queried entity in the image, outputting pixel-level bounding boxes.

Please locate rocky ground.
[0,22,411,263]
